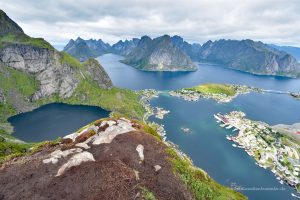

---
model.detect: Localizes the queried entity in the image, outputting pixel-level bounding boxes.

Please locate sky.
[1,0,300,49]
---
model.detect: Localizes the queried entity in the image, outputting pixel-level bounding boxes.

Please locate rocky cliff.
[0,10,113,100]
[122,35,197,71]
[198,39,300,77]
[63,37,111,62]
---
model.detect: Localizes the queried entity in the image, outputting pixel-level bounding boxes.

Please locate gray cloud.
[1,0,300,47]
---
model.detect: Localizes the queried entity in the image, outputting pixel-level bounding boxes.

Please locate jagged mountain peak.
[0,9,24,36]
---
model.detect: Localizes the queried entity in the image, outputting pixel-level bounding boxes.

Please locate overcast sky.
[1,0,300,49]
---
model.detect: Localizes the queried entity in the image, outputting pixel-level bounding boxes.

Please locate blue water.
[9,103,109,142]
[98,54,300,200]
[98,54,300,92]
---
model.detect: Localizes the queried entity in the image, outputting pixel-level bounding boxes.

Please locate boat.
[214,114,222,121]
[280,180,284,184]
[233,128,238,131]
[232,144,237,148]
[291,193,300,199]
[226,136,233,141]
[226,125,233,129]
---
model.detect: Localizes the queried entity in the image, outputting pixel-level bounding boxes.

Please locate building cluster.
[215,111,300,192]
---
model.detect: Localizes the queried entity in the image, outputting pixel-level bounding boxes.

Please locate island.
[215,111,300,193]
[170,83,262,103]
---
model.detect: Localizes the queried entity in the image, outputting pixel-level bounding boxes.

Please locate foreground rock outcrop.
[0,118,194,200]
[0,118,246,200]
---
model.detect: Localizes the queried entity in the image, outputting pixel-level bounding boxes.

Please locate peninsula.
[215,111,300,193]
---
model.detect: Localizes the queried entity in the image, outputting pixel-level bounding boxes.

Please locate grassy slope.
[0,65,39,123]
[188,83,236,96]
[39,52,145,119]
[0,33,54,50]
[166,148,246,200]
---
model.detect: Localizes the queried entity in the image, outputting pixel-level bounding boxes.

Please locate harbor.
[214,111,300,195]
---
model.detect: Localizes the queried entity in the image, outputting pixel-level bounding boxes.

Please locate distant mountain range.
[64,35,197,71]
[63,37,111,62]
[197,39,300,77]
[64,35,300,77]
[269,44,300,61]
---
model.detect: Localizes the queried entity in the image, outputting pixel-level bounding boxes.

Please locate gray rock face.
[0,89,5,104]
[170,35,201,60]
[0,44,79,100]
[83,58,113,89]
[123,35,197,71]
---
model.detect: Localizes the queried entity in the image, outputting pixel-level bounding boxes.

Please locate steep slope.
[198,39,300,77]
[0,118,246,200]
[171,35,201,60]
[270,44,300,61]
[122,35,197,71]
[63,37,111,62]
[0,10,144,138]
[0,10,23,36]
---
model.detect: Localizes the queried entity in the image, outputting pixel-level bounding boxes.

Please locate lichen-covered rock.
[0,89,5,104]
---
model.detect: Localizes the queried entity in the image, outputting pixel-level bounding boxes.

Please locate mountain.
[111,38,140,56]
[0,10,23,36]
[170,35,201,60]
[270,44,300,61]
[122,35,197,71]
[198,39,300,77]
[63,37,111,62]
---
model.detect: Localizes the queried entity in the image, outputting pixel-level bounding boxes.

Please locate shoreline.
[215,111,300,194]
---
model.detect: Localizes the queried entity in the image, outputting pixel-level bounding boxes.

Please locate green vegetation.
[140,187,156,200]
[60,51,82,69]
[0,65,39,131]
[0,138,60,164]
[188,83,237,96]
[166,148,246,200]
[0,33,54,50]
[296,183,300,193]
[61,79,145,120]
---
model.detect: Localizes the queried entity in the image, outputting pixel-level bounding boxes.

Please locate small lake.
[8,103,109,142]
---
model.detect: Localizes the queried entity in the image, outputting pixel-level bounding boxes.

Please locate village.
[139,89,169,139]
[169,84,262,103]
[215,111,300,193]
